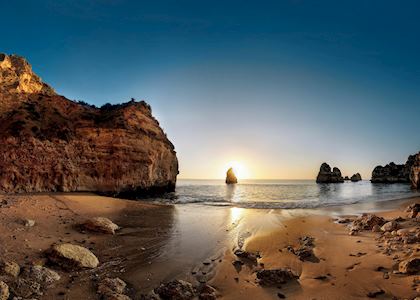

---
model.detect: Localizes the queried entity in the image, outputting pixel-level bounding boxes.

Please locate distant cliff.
[0,53,178,196]
[371,152,420,189]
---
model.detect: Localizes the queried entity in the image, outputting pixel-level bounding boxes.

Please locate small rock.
[0,260,20,277]
[256,269,298,285]
[25,265,61,287]
[24,219,35,227]
[407,203,420,218]
[399,258,420,274]
[233,249,258,263]
[48,243,99,269]
[81,217,119,234]
[0,281,9,300]
[154,280,195,300]
[367,289,385,298]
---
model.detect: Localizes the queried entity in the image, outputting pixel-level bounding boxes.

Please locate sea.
[153,179,420,209]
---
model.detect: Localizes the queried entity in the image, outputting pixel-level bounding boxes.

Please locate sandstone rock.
[154,280,195,300]
[350,173,362,182]
[316,163,344,183]
[381,221,398,232]
[11,278,41,298]
[256,269,299,285]
[352,214,386,231]
[225,168,238,184]
[398,257,420,274]
[0,53,178,197]
[0,281,9,300]
[0,260,20,277]
[48,243,99,269]
[81,217,119,234]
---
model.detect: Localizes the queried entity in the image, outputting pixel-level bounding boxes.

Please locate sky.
[2,0,420,179]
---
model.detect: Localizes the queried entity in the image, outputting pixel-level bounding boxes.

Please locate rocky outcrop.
[350,173,362,182]
[371,153,418,184]
[0,53,178,196]
[410,152,420,189]
[225,168,238,184]
[316,163,344,183]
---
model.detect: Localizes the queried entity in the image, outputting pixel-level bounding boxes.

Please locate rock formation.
[225,167,238,184]
[0,53,178,197]
[371,152,419,188]
[350,173,362,182]
[316,163,344,183]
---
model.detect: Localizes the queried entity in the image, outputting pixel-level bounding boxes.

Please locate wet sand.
[0,193,418,299]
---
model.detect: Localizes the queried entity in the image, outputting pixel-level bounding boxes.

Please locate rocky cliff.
[409,153,420,189]
[316,163,344,183]
[0,53,178,197]
[371,154,416,184]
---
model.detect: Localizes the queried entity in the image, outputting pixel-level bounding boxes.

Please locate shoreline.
[0,193,418,299]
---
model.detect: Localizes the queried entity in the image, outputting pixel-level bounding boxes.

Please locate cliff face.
[371,154,415,184]
[0,53,178,197]
[409,153,420,189]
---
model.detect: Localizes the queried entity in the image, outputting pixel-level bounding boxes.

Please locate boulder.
[398,257,420,274]
[256,269,299,285]
[0,281,9,300]
[47,243,99,269]
[350,173,362,182]
[154,280,195,300]
[198,284,217,300]
[81,217,119,234]
[316,163,344,183]
[225,168,238,184]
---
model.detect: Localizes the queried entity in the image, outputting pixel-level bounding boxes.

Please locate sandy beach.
[0,193,418,299]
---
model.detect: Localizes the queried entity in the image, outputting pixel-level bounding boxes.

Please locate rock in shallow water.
[225,168,238,184]
[48,243,99,269]
[316,163,344,183]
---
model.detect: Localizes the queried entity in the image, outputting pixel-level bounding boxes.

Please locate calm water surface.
[157,179,419,209]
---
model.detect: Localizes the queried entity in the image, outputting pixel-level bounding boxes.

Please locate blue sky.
[2,0,420,179]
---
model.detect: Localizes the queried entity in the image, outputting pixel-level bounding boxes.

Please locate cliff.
[0,53,178,197]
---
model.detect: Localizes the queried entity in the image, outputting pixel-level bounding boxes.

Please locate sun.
[223,161,251,179]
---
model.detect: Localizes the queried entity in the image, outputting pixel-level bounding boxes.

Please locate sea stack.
[350,173,362,182]
[0,53,178,197]
[226,168,238,184]
[316,163,344,183]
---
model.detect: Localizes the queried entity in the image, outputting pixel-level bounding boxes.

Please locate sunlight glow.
[223,161,251,179]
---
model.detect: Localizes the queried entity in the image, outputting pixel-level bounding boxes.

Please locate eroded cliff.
[0,53,178,197]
